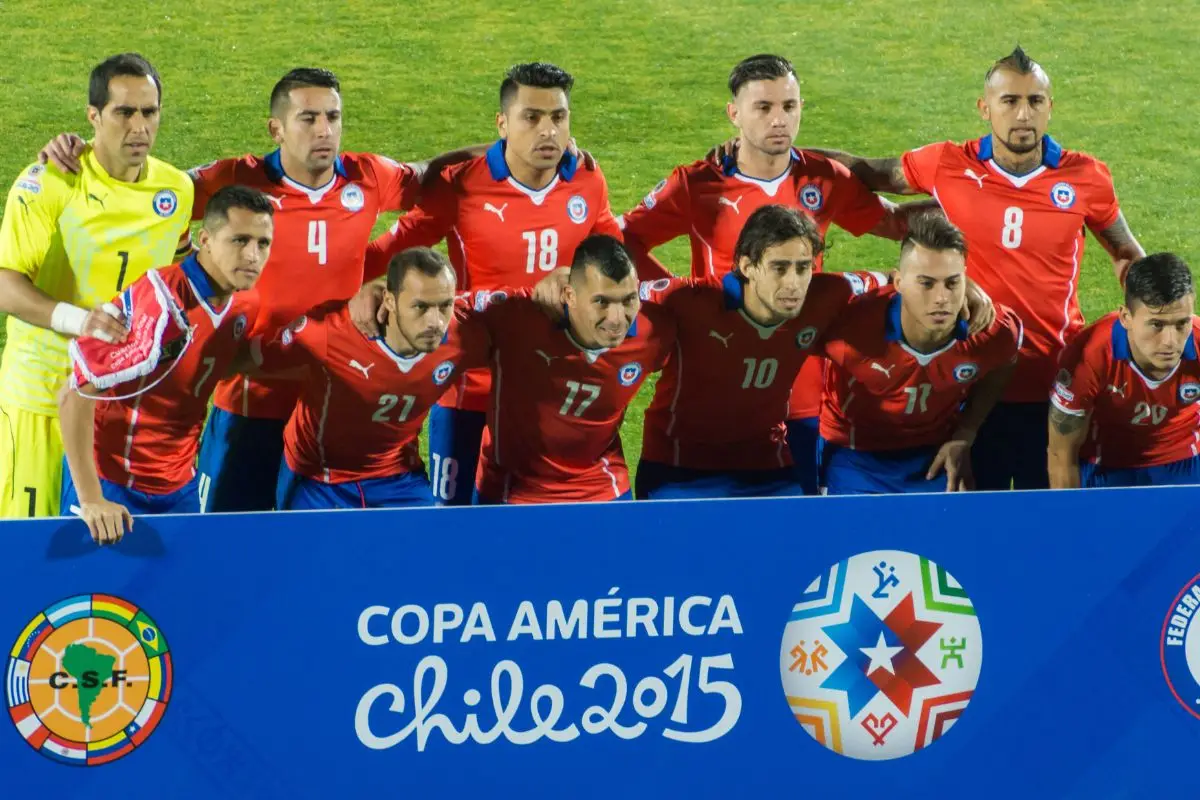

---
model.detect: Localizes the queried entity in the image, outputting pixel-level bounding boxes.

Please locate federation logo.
[341,183,365,212]
[799,183,824,212]
[795,326,818,349]
[433,360,456,386]
[643,178,668,210]
[231,314,247,341]
[1161,572,1200,720]
[639,278,672,301]
[28,164,45,177]
[566,195,589,224]
[6,594,171,766]
[290,315,308,334]
[1050,181,1077,210]
[618,362,643,386]
[1180,383,1200,404]
[474,290,507,311]
[780,550,982,760]
[953,363,979,383]
[152,189,178,218]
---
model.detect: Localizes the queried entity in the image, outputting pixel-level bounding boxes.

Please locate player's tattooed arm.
[1092,212,1146,285]
[869,198,942,240]
[807,150,915,195]
[1047,405,1089,489]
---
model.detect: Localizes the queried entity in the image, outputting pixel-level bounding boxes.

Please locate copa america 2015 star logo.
[6,594,172,766]
[1161,572,1200,720]
[780,550,982,760]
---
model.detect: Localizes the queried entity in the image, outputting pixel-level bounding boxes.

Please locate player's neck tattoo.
[991,146,1042,177]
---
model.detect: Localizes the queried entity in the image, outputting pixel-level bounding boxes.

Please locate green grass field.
[1,0,1197,472]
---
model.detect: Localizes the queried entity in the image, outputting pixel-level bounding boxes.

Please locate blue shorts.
[820,440,948,495]
[635,460,804,500]
[275,462,433,510]
[475,488,633,505]
[786,417,821,496]
[196,408,286,512]
[61,464,200,515]
[971,401,1050,491]
[427,406,486,506]
[1082,455,1200,488]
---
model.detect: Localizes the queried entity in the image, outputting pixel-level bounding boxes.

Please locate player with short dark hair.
[617,53,908,495]
[360,62,643,506]
[0,52,192,518]
[1049,253,1200,489]
[59,185,273,542]
[460,235,675,504]
[815,46,1145,490]
[252,247,485,510]
[817,212,1022,494]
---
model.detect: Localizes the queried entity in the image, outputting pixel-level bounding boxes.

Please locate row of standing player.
[13,44,1148,521]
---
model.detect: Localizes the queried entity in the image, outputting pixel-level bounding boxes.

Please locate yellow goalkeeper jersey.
[0,147,193,415]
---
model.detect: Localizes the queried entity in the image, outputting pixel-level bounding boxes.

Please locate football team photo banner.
[1,489,1198,797]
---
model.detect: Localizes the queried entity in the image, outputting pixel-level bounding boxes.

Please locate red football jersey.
[86,257,258,494]
[459,291,676,503]
[252,303,487,484]
[1052,313,1200,469]
[819,290,1023,451]
[641,272,875,470]
[363,141,633,413]
[619,150,888,422]
[901,135,1121,402]
[190,150,420,419]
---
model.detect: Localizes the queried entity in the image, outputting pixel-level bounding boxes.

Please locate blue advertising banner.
[1,488,1198,797]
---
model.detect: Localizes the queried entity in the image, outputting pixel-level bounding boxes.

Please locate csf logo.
[341,183,365,212]
[433,360,456,386]
[639,278,672,301]
[1050,182,1076,210]
[474,290,507,311]
[566,195,589,224]
[953,363,979,383]
[795,326,818,349]
[799,183,824,212]
[1161,573,1200,721]
[1180,382,1200,404]
[152,189,178,218]
[617,362,643,386]
[6,594,172,766]
[643,178,668,210]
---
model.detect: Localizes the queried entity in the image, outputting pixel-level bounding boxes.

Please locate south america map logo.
[1160,572,1200,720]
[6,594,172,765]
[780,550,982,760]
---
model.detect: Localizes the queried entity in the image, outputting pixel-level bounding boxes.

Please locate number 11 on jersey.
[309,220,328,265]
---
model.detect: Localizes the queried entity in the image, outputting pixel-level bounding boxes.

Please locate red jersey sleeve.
[619,167,692,249]
[1051,329,1103,417]
[187,159,238,220]
[362,173,458,282]
[452,294,496,370]
[900,141,949,196]
[588,166,624,241]
[251,312,326,373]
[973,305,1024,371]
[825,160,887,236]
[1083,159,1122,232]
[366,154,422,213]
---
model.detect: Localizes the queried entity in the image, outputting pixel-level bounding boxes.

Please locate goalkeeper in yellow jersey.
[0,53,193,518]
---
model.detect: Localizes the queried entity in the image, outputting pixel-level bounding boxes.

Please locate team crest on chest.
[795,326,818,349]
[618,362,643,386]
[1180,382,1200,404]
[433,360,456,386]
[1050,182,1076,210]
[341,183,365,212]
[152,189,178,217]
[566,194,589,224]
[799,183,824,212]
[232,314,247,341]
[953,363,978,383]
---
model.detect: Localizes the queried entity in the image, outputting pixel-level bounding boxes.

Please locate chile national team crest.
[1050,181,1077,210]
[152,189,178,218]
[1180,382,1200,404]
[341,183,365,212]
[433,360,456,386]
[231,314,247,342]
[780,550,982,760]
[953,363,979,383]
[566,195,589,224]
[799,183,824,212]
[617,362,643,386]
[795,327,818,349]
[1161,572,1200,720]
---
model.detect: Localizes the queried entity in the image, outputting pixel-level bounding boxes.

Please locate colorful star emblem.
[820,593,942,717]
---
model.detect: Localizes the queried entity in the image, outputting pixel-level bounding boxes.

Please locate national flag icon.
[128,612,168,657]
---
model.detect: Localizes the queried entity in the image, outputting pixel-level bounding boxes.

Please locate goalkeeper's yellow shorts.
[0,403,63,518]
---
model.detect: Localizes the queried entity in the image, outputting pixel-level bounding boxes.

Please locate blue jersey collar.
[263,148,348,185]
[1111,320,1198,362]
[720,148,797,178]
[486,140,578,184]
[885,293,968,343]
[180,252,220,301]
[976,134,1062,169]
[721,271,746,310]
